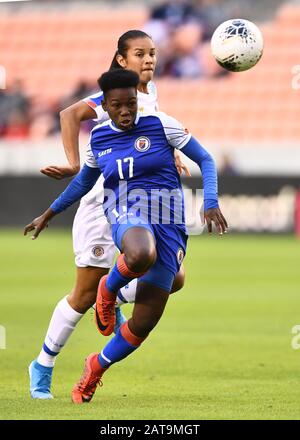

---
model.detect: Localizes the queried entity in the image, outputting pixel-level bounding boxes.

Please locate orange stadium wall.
[1,4,300,145]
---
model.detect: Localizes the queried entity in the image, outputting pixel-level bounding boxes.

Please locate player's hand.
[40,164,80,180]
[174,151,191,177]
[204,208,228,235]
[24,208,56,240]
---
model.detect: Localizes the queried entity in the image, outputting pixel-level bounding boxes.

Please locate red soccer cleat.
[71,353,105,404]
[95,275,116,336]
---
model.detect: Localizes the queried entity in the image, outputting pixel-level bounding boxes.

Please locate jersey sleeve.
[82,91,109,123]
[85,140,99,168]
[50,164,101,214]
[158,112,191,149]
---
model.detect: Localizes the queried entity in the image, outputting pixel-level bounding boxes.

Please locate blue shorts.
[111,216,188,292]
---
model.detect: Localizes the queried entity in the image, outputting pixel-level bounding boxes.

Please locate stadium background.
[0,0,300,420]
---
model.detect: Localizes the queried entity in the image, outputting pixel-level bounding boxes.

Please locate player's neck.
[137,83,148,94]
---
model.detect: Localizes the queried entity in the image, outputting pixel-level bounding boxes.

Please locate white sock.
[116,279,137,306]
[37,297,83,367]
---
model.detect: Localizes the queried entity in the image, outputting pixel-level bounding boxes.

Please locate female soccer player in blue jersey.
[26,30,190,400]
[25,69,227,403]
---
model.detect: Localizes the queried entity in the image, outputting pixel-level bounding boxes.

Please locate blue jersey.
[51,110,218,281]
[79,83,158,207]
[86,111,191,230]
[85,111,191,280]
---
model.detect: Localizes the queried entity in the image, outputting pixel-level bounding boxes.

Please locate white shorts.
[72,200,117,269]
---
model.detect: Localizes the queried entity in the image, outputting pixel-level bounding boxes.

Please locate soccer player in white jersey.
[28,30,189,400]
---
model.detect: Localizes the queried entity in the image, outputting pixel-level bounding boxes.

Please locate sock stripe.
[117,254,146,279]
[100,350,112,364]
[117,290,128,304]
[43,343,59,357]
[120,322,146,347]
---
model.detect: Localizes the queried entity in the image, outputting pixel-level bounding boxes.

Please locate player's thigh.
[171,263,185,293]
[152,223,187,286]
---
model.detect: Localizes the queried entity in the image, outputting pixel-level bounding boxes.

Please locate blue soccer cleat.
[28,360,54,399]
[114,307,127,334]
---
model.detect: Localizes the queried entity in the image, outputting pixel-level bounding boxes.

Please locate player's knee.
[126,247,157,273]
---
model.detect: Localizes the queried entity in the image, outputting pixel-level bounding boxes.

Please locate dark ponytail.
[109,51,121,70]
[109,30,152,71]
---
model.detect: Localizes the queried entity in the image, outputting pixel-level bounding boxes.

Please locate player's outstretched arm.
[41,101,97,180]
[180,137,228,235]
[24,164,101,239]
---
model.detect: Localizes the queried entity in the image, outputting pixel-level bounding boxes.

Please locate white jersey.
[80,81,158,208]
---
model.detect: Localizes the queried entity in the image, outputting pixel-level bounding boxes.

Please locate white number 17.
[116,157,134,179]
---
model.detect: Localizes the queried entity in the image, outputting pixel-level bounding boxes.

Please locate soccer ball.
[211,19,263,72]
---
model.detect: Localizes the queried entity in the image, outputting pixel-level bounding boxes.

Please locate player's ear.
[116,54,127,68]
[101,99,107,112]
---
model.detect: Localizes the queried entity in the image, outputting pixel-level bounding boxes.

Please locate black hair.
[109,29,152,70]
[98,69,139,95]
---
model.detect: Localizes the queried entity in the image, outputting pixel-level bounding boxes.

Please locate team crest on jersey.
[92,246,104,257]
[134,136,151,152]
[177,247,185,264]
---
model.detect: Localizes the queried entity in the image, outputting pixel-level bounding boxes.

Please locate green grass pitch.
[0,229,299,420]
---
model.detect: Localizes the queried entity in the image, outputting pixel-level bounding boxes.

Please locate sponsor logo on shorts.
[134,136,151,152]
[92,246,104,257]
[177,247,185,264]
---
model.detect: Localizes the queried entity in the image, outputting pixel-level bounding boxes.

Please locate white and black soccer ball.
[211,19,263,72]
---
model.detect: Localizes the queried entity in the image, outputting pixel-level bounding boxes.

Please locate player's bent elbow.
[208,153,216,164]
[59,106,77,123]
[60,101,96,124]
